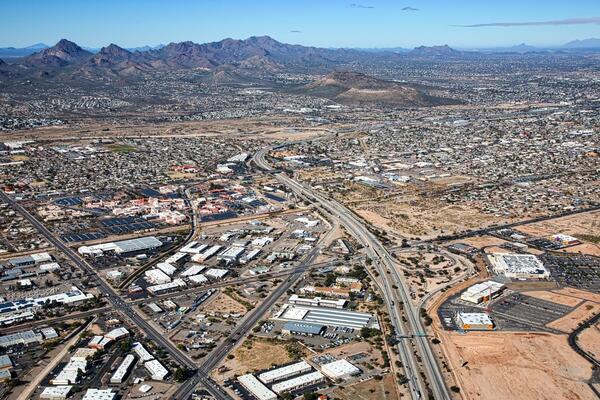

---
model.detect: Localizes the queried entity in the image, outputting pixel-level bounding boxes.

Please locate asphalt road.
[171,246,320,400]
[0,191,230,400]
[253,147,451,400]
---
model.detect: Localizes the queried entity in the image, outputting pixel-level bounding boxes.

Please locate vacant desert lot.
[332,373,399,400]
[439,331,596,400]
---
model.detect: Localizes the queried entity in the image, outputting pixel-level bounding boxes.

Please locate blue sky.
[1,0,599,48]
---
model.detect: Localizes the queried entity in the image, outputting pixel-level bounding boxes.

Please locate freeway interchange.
[1,143,451,400]
[253,146,451,400]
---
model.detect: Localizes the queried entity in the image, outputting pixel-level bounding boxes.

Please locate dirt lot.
[578,323,600,361]
[547,301,600,333]
[438,331,596,400]
[553,287,600,304]
[332,373,399,400]
[214,338,305,382]
[523,290,584,307]
[516,211,600,237]
[354,195,501,240]
[452,236,508,249]
[202,292,248,315]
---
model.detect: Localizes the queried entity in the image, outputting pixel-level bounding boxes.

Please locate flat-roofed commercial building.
[258,361,312,384]
[81,389,116,400]
[320,359,361,380]
[110,354,135,384]
[40,386,73,400]
[237,374,277,400]
[147,279,186,295]
[78,236,162,256]
[277,305,375,330]
[289,295,346,309]
[460,281,505,304]
[487,253,550,279]
[271,371,325,395]
[144,359,169,380]
[455,312,494,330]
[282,321,325,336]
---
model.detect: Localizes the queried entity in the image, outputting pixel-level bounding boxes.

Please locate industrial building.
[156,262,177,276]
[5,252,52,268]
[282,321,326,336]
[455,312,494,330]
[144,359,169,380]
[237,374,277,400]
[0,330,44,348]
[217,245,245,262]
[133,342,155,362]
[194,244,222,261]
[147,279,186,295]
[145,269,171,284]
[110,354,135,384]
[320,359,361,380]
[460,281,505,304]
[181,264,206,276]
[81,389,116,400]
[258,361,312,384]
[78,236,162,256]
[40,386,73,400]
[487,253,550,279]
[275,304,376,330]
[270,371,325,395]
[205,268,229,280]
[289,294,346,309]
[180,241,208,254]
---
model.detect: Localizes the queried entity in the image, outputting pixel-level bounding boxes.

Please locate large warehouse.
[487,253,550,279]
[282,321,325,336]
[78,236,162,256]
[271,371,325,395]
[460,281,505,304]
[275,304,376,330]
[237,374,277,400]
[258,361,312,384]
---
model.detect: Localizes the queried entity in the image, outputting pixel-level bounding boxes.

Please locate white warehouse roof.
[320,359,361,379]
[271,371,324,394]
[258,361,312,384]
[237,374,277,400]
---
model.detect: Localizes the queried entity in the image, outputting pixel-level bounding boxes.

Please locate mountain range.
[1,37,401,77]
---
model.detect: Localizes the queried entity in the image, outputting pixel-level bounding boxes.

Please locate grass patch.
[107,144,137,153]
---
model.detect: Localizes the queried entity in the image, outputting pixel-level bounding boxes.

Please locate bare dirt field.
[0,118,337,142]
[354,197,501,240]
[516,211,600,243]
[214,338,304,382]
[332,373,399,400]
[547,301,600,333]
[577,323,600,361]
[202,292,248,315]
[523,290,584,307]
[560,243,600,257]
[438,331,596,400]
[453,236,508,249]
[553,287,600,304]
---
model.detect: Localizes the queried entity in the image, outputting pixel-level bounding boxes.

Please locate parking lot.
[542,254,600,292]
[490,293,574,330]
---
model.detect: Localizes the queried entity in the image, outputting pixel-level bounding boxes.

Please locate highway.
[253,147,451,400]
[171,246,320,400]
[0,191,230,400]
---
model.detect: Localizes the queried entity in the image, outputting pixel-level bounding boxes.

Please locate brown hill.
[302,71,460,107]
